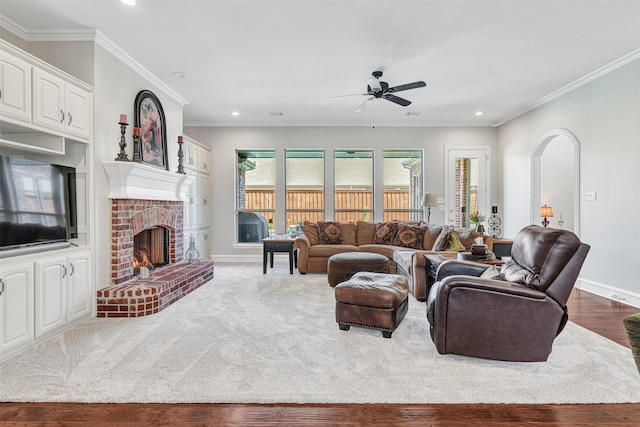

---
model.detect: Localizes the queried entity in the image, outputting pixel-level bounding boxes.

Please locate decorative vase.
[185,235,200,263]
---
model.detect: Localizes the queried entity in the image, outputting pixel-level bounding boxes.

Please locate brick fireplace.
[110,198,184,285]
[98,162,214,317]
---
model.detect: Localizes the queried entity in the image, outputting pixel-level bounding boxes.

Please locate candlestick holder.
[177,138,185,174]
[132,134,142,162]
[114,121,130,161]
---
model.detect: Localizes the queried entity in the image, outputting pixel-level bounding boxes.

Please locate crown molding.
[93,30,189,106]
[496,48,640,126]
[0,14,28,40]
[0,16,189,107]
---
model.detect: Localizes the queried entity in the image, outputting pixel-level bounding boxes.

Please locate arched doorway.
[531,129,580,235]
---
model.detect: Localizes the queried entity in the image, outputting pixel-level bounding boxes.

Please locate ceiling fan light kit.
[340,71,427,113]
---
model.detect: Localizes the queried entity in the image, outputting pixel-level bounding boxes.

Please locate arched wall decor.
[531,128,580,236]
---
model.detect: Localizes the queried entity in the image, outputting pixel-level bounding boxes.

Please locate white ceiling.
[1,0,639,126]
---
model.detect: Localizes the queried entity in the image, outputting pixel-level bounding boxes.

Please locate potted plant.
[469,212,486,233]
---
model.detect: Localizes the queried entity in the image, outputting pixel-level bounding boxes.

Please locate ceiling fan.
[335,71,427,112]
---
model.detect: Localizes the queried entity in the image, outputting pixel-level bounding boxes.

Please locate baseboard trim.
[576,277,640,309]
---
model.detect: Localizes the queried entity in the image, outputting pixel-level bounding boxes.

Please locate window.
[236,149,275,243]
[334,149,373,222]
[285,149,324,230]
[383,150,423,222]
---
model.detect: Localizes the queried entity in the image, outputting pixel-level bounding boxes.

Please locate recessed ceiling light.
[232,111,240,116]
[172,71,185,78]
[121,0,136,6]
[475,111,484,116]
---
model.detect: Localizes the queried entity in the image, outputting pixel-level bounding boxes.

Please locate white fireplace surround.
[102,161,194,201]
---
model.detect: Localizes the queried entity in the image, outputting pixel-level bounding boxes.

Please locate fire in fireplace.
[133,227,169,275]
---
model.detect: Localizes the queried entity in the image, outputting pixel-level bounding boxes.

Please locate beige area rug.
[1,263,639,404]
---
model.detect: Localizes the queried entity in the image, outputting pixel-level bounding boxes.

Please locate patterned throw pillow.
[432,226,451,251]
[445,230,466,252]
[393,223,426,249]
[301,222,320,246]
[318,221,344,244]
[374,222,399,245]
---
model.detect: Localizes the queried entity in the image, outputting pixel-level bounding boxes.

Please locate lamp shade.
[540,204,554,218]
[422,194,438,207]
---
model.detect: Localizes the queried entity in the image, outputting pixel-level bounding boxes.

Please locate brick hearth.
[97,259,214,317]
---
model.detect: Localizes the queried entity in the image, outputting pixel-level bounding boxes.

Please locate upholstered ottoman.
[335,272,409,338]
[327,252,390,287]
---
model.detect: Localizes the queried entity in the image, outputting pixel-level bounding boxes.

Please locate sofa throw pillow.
[480,265,503,280]
[445,230,466,252]
[301,222,320,246]
[432,226,451,251]
[393,223,426,249]
[374,222,399,245]
[318,221,344,244]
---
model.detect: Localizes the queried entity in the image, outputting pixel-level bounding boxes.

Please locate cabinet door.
[64,83,92,140]
[199,147,210,174]
[0,262,34,354]
[197,230,211,260]
[0,52,31,123]
[199,174,211,228]
[66,252,92,322]
[35,258,67,338]
[32,68,65,133]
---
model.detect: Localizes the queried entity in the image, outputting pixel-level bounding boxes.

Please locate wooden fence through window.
[244,189,421,227]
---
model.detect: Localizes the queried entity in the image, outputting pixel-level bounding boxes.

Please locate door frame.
[531,128,580,235]
[444,146,491,227]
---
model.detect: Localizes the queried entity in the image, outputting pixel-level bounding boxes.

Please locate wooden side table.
[262,237,298,274]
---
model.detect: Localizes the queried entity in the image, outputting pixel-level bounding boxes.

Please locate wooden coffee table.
[425,253,504,294]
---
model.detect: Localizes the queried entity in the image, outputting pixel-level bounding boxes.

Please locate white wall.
[183,126,498,259]
[498,58,640,303]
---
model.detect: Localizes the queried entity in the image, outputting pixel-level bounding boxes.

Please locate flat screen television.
[0,156,77,255]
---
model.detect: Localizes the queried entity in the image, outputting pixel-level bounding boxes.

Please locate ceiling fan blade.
[331,93,369,99]
[366,77,382,92]
[384,94,411,107]
[355,97,374,112]
[388,81,426,93]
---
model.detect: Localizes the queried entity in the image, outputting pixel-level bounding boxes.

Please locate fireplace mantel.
[102,161,194,201]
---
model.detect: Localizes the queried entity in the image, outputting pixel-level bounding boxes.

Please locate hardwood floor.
[1,288,639,426]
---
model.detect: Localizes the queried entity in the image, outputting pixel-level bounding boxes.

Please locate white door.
[64,83,92,140]
[35,258,67,338]
[67,252,92,322]
[0,261,34,354]
[0,52,31,123]
[32,68,65,133]
[445,147,490,228]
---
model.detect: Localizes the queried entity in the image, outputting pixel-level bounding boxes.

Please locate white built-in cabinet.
[183,136,212,260]
[0,261,35,355]
[0,40,94,362]
[32,68,92,141]
[0,50,32,123]
[0,39,93,153]
[34,250,92,339]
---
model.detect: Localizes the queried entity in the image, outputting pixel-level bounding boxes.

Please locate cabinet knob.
[70,263,75,276]
[62,265,67,278]
[60,110,65,124]
[0,278,4,296]
[68,112,73,126]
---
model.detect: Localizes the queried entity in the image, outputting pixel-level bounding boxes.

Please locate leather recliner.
[426,225,590,362]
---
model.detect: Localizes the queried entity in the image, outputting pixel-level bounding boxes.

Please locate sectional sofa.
[294,220,493,301]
